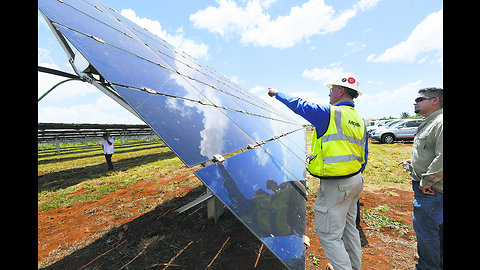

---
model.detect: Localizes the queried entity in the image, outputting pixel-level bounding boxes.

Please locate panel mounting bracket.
[39,10,144,123]
[175,188,225,223]
[212,154,225,163]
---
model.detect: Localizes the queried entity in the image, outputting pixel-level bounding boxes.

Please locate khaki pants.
[313,173,363,270]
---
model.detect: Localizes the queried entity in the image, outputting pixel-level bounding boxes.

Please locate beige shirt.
[411,108,443,192]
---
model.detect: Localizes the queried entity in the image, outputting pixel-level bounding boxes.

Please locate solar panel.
[194,129,307,270]
[39,0,301,166]
[39,0,307,268]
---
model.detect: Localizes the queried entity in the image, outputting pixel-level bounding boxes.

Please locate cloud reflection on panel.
[165,60,231,161]
[44,14,253,166]
[194,140,306,270]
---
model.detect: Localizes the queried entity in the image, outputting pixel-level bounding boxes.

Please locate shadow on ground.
[38,151,177,192]
[41,186,286,270]
[38,142,167,165]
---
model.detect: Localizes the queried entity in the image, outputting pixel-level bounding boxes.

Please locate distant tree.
[400,112,411,119]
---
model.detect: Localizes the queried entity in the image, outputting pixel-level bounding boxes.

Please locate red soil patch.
[305,187,416,269]
[38,168,199,266]
[39,172,417,269]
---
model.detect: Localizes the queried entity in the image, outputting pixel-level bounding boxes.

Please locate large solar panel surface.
[39,0,307,268]
[39,0,300,167]
[194,129,307,270]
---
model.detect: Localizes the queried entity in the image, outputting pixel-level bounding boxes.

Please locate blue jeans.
[412,180,443,270]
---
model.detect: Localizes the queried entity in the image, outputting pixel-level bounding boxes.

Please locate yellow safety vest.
[308,105,367,178]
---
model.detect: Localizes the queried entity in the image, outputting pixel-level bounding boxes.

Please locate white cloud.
[355,80,423,118]
[291,90,330,106]
[120,9,209,60]
[358,80,422,103]
[38,72,97,101]
[354,0,381,11]
[38,53,141,124]
[38,102,142,124]
[302,66,344,84]
[367,9,442,63]
[343,42,366,57]
[190,0,380,49]
[249,85,266,95]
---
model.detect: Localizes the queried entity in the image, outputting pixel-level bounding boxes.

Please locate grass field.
[38,134,417,269]
[38,139,191,211]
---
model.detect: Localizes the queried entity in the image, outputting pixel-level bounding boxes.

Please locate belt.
[308,169,361,180]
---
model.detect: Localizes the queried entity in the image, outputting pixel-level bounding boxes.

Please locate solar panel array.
[39,0,307,268]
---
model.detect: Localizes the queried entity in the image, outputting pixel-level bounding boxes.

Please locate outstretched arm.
[268,88,330,136]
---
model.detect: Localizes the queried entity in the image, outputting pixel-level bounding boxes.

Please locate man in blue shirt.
[268,72,368,270]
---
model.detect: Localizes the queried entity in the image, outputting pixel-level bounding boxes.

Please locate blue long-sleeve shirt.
[275,92,368,172]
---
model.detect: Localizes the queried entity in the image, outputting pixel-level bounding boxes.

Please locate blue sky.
[38,0,443,124]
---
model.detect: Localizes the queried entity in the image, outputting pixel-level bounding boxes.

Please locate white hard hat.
[326,72,362,96]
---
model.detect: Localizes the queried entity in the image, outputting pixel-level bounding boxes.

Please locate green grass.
[39,133,415,212]
[362,204,412,236]
[362,141,413,190]
[38,139,187,211]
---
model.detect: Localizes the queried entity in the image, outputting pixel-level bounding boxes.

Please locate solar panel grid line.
[43,38,294,165]
[202,128,308,201]
[46,20,300,131]
[178,60,281,117]
[102,29,291,123]
[40,0,305,164]
[81,0,293,122]
[47,20,174,73]
[45,0,258,111]
[109,72,308,160]
[106,81,298,126]
[194,133,307,270]
[55,0,295,124]
[111,85,257,167]
[46,0,308,210]
[49,16,291,124]
[40,1,309,268]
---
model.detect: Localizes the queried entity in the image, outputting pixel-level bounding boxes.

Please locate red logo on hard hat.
[347,77,355,84]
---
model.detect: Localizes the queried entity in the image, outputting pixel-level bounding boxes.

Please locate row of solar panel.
[39,0,303,167]
[39,0,307,268]
[40,0,292,124]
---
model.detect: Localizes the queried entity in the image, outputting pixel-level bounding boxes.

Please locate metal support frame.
[207,191,225,223]
[175,189,213,214]
[41,10,227,222]
[174,189,225,223]
[39,11,144,123]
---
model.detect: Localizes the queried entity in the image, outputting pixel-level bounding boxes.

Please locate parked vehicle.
[371,119,423,144]
[366,119,398,136]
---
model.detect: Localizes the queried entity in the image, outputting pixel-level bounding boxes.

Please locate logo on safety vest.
[348,120,360,127]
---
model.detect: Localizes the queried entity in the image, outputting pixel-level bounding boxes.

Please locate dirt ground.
[305,186,417,269]
[38,165,417,269]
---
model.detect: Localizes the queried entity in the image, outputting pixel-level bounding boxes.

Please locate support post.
[207,193,225,223]
[55,136,60,155]
[175,188,225,223]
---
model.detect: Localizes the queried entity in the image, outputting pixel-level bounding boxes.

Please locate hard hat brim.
[327,83,362,96]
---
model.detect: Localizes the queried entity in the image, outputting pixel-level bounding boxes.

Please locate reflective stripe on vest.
[308,105,366,177]
[323,106,367,163]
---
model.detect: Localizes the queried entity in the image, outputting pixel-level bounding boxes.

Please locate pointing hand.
[268,88,278,97]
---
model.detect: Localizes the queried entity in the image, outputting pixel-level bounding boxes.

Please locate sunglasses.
[414,96,435,103]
